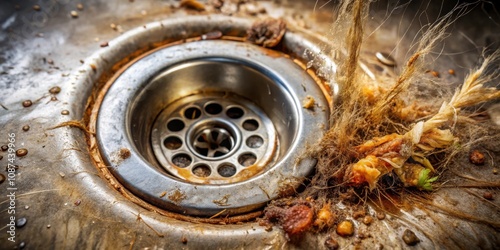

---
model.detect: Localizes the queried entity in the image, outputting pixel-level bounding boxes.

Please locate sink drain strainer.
[151,92,276,184]
[96,40,329,216]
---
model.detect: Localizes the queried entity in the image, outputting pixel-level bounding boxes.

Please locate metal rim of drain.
[94,21,330,217]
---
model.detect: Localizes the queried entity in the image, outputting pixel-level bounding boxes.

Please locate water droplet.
[16,217,27,228]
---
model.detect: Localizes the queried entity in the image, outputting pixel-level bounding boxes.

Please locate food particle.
[303,95,315,109]
[16,148,28,157]
[483,192,493,200]
[33,5,41,11]
[181,236,188,244]
[49,86,61,94]
[61,110,70,115]
[324,235,339,250]
[22,100,32,107]
[430,70,440,78]
[376,211,385,220]
[314,202,335,229]
[201,31,223,40]
[448,69,455,75]
[263,202,314,237]
[70,10,78,18]
[180,0,206,11]
[100,42,109,47]
[362,215,373,225]
[402,229,420,246]
[246,18,286,48]
[469,150,485,165]
[76,3,84,10]
[336,220,354,237]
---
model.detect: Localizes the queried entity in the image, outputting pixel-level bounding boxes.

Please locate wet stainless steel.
[0,0,499,249]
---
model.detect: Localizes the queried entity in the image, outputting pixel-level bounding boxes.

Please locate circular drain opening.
[96,40,329,216]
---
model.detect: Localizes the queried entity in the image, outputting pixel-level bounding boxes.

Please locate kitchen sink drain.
[96,40,329,216]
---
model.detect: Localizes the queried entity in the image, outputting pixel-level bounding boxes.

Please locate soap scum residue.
[262,0,500,241]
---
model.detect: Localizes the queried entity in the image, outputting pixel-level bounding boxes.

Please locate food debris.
[362,215,373,225]
[246,18,287,48]
[376,211,385,220]
[180,0,206,11]
[262,199,314,238]
[16,148,28,157]
[314,202,335,229]
[168,189,187,204]
[70,11,79,18]
[303,95,316,109]
[159,191,167,198]
[483,192,493,200]
[201,31,223,40]
[336,220,354,237]
[448,69,455,75]
[119,148,131,159]
[469,150,485,165]
[76,3,84,10]
[430,70,440,77]
[181,236,188,244]
[61,110,70,115]
[49,86,61,94]
[33,5,41,11]
[402,229,420,246]
[324,235,339,250]
[22,100,32,108]
[74,200,81,206]
[100,42,109,47]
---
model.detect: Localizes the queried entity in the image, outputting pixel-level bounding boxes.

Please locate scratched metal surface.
[0,0,499,249]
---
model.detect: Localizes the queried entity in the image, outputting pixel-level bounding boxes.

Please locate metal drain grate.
[151,93,276,183]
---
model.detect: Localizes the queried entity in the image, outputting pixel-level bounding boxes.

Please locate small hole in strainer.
[193,164,211,177]
[184,107,201,119]
[226,106,244,119]
[167,119,185,132]
[238,153,257,167]
[242,119,259,131]
[218,164,237,177]
[164,136,182,150]
[172,153,192,168]
[246,135,264,148]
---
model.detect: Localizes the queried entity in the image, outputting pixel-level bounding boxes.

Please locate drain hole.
[226,106,244,119]
[218,164,237,177]
[164,136,182,150]
[246,136,264,148]
[205,102,223,115]
[167,119,185,132]
[172,153,192,168]
[184,107,201,119]
[242,119,259,131]
[193,127,235,158]
[238,153,257,167]
[193,164,211,177]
